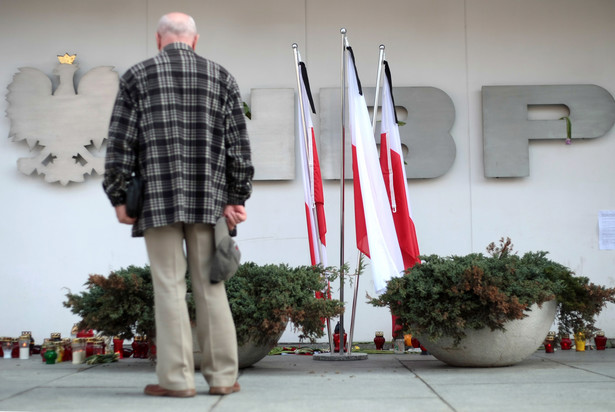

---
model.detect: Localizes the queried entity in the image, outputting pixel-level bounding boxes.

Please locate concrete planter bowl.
[416,300,557,367]
[193,327,284,370]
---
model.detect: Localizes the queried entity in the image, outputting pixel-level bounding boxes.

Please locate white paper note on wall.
[599,210,615,250]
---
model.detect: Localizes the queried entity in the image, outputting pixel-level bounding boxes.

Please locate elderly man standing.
[103,12,253,397]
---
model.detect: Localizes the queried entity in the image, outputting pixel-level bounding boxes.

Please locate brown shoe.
[144,384,196,398]
[209,381,240,395]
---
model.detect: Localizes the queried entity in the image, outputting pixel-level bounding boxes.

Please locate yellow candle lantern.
[574,332,586,351]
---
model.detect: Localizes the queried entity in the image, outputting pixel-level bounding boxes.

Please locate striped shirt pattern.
[103,43,254,237]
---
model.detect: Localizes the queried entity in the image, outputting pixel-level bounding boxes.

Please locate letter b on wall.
[482,85,615,177]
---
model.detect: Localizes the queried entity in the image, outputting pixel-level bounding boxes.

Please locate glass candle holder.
[76,329,94,338]
[113,337,124,359]
[132,336,141,358]
[373,331,385,350]
[11,339,19,358]
[72,339,86,364]
[139,337,149,359]
[44,345,57,365]
[394,338,405,354]
[18,334,30,359]
[594,331,607,351]
[1,338,12,359]
[560,335,572,350]
[574,332,586,351]
[333,333,347,353]
[21,331,33,354]
[404,334,413,347]
[61,339,72,362]
[544,336,555,353]
[40,339,50,362]
[85,338,95,358]
[92,339,104,356]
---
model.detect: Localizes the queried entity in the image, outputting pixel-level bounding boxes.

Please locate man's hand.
[115,205,137,225]
[223,205,247,231]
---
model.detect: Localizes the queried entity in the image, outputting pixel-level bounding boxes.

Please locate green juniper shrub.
[63,265,159,340]
[228,262,343,346]
[64,262,343,347]
[370,238,615,345]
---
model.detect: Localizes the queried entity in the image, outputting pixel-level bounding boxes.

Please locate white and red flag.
[379,61,420,270]
[347,46,404,294]
[297,61,327,267]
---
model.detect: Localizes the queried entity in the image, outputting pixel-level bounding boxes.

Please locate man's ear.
[156,32,162,51]
[192,34,199,50]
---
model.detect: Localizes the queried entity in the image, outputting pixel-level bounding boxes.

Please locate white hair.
[157,13,197,37]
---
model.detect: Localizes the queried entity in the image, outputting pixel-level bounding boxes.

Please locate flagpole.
[338,28,348,357]
[372,45,386,134]
[375,46,396,214]
[315,30,367,362]
[292,43,334,353]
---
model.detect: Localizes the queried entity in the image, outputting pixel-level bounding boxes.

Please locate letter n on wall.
[482,85,615,177]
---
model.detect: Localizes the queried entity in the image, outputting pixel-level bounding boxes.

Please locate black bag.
[125,174,144,218]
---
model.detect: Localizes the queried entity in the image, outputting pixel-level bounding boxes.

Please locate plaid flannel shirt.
[103,43,254,237]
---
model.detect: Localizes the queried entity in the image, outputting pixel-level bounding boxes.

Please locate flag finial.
[340,27,346,34]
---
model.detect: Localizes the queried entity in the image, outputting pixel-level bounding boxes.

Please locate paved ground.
[1,349,614,411]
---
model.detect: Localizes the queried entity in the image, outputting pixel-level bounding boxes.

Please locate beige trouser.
[144,222,238,390]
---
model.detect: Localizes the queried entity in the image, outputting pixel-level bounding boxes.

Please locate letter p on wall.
[482,85,615,177]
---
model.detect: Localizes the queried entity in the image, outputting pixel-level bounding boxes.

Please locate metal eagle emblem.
[6,54,119,185]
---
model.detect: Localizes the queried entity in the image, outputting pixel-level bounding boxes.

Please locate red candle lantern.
[333,333,347,353]
[544,335,555,353]
[373,331,386,350]
[40,339,50,362]
[85,338,96,358]
[113,337,124,359]
[594,331,607,351]
[138,337,149,358]
[132,336,142,358]
[560,335,572,350]
[76,329,94,338]
[333,322,347,353]
[11,339,19,358]
[62,339,72,362]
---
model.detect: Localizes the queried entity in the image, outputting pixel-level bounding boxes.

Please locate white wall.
[1,0,614,344]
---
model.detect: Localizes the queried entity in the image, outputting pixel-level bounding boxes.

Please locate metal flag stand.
[313,28,381,361]
[292,43,334,354]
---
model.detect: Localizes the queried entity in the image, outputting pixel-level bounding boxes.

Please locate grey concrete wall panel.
[482,85,615,178]
[319,86,456,180]
[246,88,295,180]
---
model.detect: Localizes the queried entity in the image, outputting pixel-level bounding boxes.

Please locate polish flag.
[379,61,420,270]
[297,61,327,267]
[347,46,403,294]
